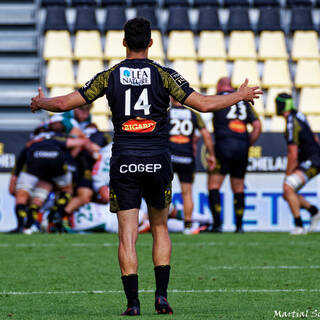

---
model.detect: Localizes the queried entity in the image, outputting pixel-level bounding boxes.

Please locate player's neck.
[126,48,148,60]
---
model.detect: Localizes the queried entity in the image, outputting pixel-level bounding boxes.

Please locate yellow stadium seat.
[251,96,264,115]
[50,87,74,97]
[201,60,228,88]
[262,60,292,88]
[46,59,75,88]
[258,31,288,60]
[299,87,320,114]
[270,116,286,132]
[307,115,320,132]
[172,60,200,87]
[198,31,226,60]
[92,114,113,131]
[43,31,72,60]
[91,97,111,115]
[228,31,257,60]
[265,87,292,115]
[104,31,126,60]
[74,31,103,60]
[291,31,320,61]
[295,60,320,88]
[167,31,196,60]
[232,60,260,87]
[76,59,104,87]
[149,30,165,61]
[206,87,216,95]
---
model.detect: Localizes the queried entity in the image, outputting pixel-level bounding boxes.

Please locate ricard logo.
[120,67,151,86]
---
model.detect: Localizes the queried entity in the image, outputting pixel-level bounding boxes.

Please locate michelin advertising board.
[0,131,319,232]
[1,173,319,232]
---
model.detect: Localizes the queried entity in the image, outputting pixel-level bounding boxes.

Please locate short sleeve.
[161,67,195,104]
[78,70,111,104]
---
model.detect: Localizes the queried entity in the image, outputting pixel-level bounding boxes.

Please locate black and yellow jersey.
[169,105,205,158]
[212,91,259,158]
[78,59,194,156]
[285,111,320,162]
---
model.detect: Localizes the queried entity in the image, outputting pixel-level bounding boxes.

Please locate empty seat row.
[43,30,164,60]
[43,30,320,62]
[45,58,320,89]
[42,2,319,33]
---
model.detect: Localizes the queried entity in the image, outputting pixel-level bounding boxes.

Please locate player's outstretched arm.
[30,88,86,113]
[184,79,263,113]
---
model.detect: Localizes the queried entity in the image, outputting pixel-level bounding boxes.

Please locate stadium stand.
[299,88,320,114]
[0,0,45,130]
[258,32,288,60]
[1,0,320,132]
[291,31,320,60]
[295,60,320,88]
[262,60,292,88]
[76,59,104,87]
[232,60,260,87]
[201,60,228,88]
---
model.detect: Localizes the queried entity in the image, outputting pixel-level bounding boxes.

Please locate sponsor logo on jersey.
[228,120,246,133]
[170,72,187,87]
[122,118,156,133]
[169,135,190,144]
[120,67,151,86]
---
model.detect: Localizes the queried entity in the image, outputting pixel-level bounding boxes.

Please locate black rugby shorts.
[109,153,173,212]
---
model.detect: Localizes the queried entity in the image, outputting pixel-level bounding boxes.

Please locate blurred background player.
[276,93,320,235]
[169,97,215,234]
[207,77,262,233]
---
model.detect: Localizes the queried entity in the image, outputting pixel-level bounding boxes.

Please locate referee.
[30,18,263,316]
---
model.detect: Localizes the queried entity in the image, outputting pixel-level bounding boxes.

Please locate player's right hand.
[30,87,45,113]
[238,79,263,105]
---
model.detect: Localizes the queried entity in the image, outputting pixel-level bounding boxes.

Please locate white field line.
[1,289,320,296]
[0,241,318,248]
[209,266,320,270]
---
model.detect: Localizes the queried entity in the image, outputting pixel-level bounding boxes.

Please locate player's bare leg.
[148,206,173,315]
[117,208,140,316]
[180,182,193,234]
[230,177,245,233]
[283,170,308,234]
[208,173,225,232]
[24,181,52,234]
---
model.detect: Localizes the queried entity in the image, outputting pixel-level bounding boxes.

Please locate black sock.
[25,204,40,228]
[234,193,245,230]
[154,265,170,298]
[294,217,303,227]
[209,189,221,228]
[308,205,318,217]
[121,274,139,308]
[184,220,192,229]
[15,204,27,229]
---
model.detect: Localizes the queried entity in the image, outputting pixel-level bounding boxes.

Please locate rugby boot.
[155,296,173,315]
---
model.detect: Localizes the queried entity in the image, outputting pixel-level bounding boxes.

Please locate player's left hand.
[207,155,216,171]
[30,87,45,113]
[238,79,263,105]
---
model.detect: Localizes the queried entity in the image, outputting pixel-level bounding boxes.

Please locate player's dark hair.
[124,17,151,51]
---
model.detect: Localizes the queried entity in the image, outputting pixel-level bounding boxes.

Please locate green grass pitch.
[0,233,319,319]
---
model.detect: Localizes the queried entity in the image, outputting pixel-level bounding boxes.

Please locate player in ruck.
[276,93,320,235]
[30,17,262,316]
